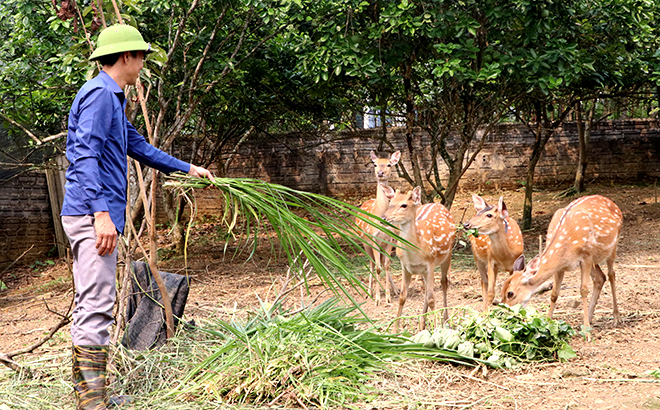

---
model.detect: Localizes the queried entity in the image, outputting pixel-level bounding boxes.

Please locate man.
[61,24,213,410]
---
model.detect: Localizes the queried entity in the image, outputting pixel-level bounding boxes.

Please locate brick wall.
[0,170,55,270]
[218,119,660,199]
[2,119,659,269]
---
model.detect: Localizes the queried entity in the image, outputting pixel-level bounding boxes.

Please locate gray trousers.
[62,215,117,346]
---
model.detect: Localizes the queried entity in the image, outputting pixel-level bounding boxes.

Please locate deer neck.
[395,213,421,254]
[528,250,569,288]
[374,181,390,216]
[487,220,517,260]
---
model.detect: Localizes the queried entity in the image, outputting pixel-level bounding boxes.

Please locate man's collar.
[98,71,125,103]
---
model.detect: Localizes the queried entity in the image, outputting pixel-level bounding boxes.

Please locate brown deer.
[355,150,401,305]
[382,186,456,331]
[501,195,623,330]
[463,195,523,311]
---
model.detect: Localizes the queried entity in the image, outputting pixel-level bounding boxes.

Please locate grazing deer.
[501,195,623,330]
[463,195,523,311]
[355,150,401,305]
[382,186,456,331]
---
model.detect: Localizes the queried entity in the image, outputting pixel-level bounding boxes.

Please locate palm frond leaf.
[163,174,410,307]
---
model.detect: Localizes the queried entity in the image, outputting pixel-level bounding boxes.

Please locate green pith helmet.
[89,24,152,61]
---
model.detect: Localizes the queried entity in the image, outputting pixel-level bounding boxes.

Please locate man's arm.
[126,123,214,178]
[69,88,114,215]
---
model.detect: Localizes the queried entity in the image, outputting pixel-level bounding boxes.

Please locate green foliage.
[152,301,574,407]
[408,305,576,368]
[166,299,388,407]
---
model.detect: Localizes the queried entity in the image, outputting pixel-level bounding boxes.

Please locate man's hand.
[94,211,118,256]
[188,164,215,182]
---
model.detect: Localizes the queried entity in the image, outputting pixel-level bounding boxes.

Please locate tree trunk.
[403,62,427,201]
[522,120,547,230]
[162,187,187,253]
[574,101,587,193]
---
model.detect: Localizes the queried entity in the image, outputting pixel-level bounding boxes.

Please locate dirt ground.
[1,183,659,409]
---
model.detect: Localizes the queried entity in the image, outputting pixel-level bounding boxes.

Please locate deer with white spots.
[355,150,401,305]
[382,186,456,331]
[463,195,524,311]
[501,195,623,330]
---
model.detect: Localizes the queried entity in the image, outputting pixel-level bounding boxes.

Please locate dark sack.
[121,261,190,350]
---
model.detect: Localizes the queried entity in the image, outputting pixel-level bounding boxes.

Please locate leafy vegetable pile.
[163,301,576,408]
[409,304,577,368]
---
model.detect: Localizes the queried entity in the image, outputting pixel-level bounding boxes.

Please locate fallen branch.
[0,254,75,372]
[0,245,34,281]
[0,293,73,372]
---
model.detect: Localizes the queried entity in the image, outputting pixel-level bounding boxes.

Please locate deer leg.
[439,259,450,325]
[366,246,384,306]
[605,256,622,326]
[486,262,498,308]
[395,268,412,333]
[475,260,489,311]
[365,246,375,299]
[381,244,393,304]
[548,270,565,319]
[373,251,383,306]
[588,264,606,324]
[579,258,594,329]
[419,267,436,331]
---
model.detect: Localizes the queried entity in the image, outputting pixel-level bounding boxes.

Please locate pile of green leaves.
[409,305,576,368]
[158,300,576,408]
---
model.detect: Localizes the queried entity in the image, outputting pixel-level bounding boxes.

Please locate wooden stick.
[109,0,123,24]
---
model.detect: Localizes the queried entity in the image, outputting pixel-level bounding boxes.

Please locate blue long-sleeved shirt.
[61,71,190,234]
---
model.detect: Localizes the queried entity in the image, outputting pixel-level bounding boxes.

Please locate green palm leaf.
[164,174,409,308]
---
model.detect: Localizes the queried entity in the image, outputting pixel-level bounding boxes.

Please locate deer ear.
[498,197,509,218]
[472,194,486,211]
[381,184,395,200]
[390,150,401,165]
[370,150,378,162]
[411,186,422,205]
[523,255,541,281]
[513,254,525,272]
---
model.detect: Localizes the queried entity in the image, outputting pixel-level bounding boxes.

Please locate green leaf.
[557,343,577,362]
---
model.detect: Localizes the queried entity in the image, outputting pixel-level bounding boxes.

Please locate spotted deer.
[501,195,623,330]
[463,195,524,311]
[382,186,456,331]
[355,150,401,305]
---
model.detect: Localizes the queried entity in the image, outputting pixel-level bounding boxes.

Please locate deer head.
[463,194,510,235]
[371,150,401,182]
[501,254,539,306]
[382,186,421,225]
